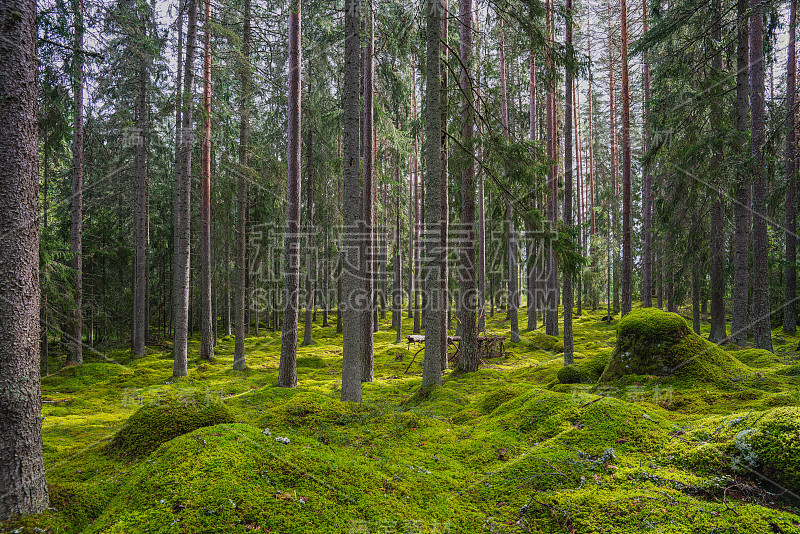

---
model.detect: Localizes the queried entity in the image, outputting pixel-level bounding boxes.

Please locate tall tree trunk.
[341,0,363,402]
[393,147,402,343]
[409,71,416,321]
[458,0,478,372]
[574,79,584,316]
[200,0,214,360]
[608,1,620,316]
[620,0,633,316]
[68,0,85,366]
[422,0,444,388]
[476,13,487,333]
[173,0,198,377]
[641,0,653,308]
[731,0,750,345]
[563,0,575,363]
[303,115,315,346]
[233,0,250,371]
[545,0,559,336]
[785,0,798,333]
[361,4,375,381]
[440,0,449,370]
[41,153,49,376]
[323,223,330,327]
[0,0,50,517]
[278,3,302,386]
[750,0,773,351]
[498,21,520,344]
[133,10,149,358]
[709,0,727,342]
[527,55,538,330]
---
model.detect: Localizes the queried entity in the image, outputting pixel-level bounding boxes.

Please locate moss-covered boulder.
[599,308,748,384]
[107,393,235,459]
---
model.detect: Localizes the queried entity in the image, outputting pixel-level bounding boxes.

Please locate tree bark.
[731,0,750,345]
[709,0,727,342]
[233,0,250,371]
[545,0,559,336]
[341,0,363,402]
[200,0,214,360]
[303,113,315,346]
[641,0,653,308]
[750,0,773,351]
[785,0,798,333]
[278,3,302,386]
[620,0,633,317]
[422,0,444,389]
[361,4,375,381]
[0,0,50,517]
[527,55,538,330]
[458,0,478,372]
[68,0,85,366]
[133,9,149,358]
[563,0,575,363]
[173,0,198,377]
[440,0,449,370]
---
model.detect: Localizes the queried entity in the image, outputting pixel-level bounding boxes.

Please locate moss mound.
[557,365,582,384]
[88,424,467,534]
[739,407,800,495]
[107,394,236,459]
[599,308,748,384]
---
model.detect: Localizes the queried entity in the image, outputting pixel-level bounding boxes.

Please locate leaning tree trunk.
[458,0,479,372]
[173,0,198,377]
[341,0,363,402]
[68,0,85,366]
[785,0,798,334]
[0,0,50,518]
[233,0,250,371]
[278,2,302,387]
[563,0,575,364]
[200,0,215,360]
[620,0,633,317]
[731,0,750,346]
[750,0,773,352]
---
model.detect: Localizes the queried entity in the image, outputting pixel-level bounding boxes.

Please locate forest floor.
[4,305,800,533]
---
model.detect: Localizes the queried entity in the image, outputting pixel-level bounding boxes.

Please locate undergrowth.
[4,305,800,533]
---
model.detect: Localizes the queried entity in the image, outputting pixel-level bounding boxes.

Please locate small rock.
[275,436,290,445]
[262,427,272,436]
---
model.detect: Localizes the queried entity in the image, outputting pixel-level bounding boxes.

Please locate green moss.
[557,365,582,384]
[107,393,236,459]
[732,348,783,368]
[574,349,610,382]
[600,308,749,384]
[747,407,800,494]
[15,307,800,534]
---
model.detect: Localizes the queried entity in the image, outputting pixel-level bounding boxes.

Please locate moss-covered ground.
[4,305,800,533]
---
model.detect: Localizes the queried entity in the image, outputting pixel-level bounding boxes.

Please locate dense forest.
[4,0,800,530]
